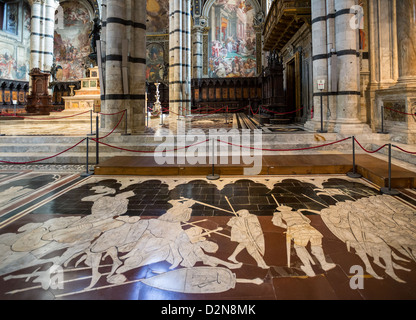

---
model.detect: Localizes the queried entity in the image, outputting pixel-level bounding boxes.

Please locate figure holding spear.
[271,194,336,277]
[225,197,269,270]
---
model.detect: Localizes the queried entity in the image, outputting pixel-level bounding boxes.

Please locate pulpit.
[26,69,53,115]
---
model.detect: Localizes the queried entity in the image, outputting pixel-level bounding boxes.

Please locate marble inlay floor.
[1,170,416,300]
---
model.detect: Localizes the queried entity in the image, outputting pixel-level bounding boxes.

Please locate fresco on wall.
[208,0,257,78]
[54,1,92,81]
[0,3,30,81]
[146,43,166,82]
[147,0,169,33]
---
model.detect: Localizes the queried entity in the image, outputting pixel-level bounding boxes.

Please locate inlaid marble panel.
[0,174,415,300]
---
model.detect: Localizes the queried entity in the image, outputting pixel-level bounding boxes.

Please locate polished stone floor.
[1,169,416,301]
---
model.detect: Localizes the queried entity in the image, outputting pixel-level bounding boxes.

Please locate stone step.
[0,132,412,166]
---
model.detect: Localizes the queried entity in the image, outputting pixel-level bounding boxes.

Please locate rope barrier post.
[377,105,388,134]
[0,113,5,136]
[87,110,95,136]
[381,143,400,196]
[317,90,327,133]
[122,110,131,136]
[207,137,220,181]
[81,137,92,177]
[95,114,99,165]
[225,106,228,124]
[347,136,362,178]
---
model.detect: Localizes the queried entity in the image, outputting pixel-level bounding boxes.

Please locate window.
[1,1,19,35]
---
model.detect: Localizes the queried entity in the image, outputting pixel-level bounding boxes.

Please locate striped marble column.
[42,0,58,74]
[130,0,147,133]
[169,0,192,117]
[325,0,337,124]
[102,0,128,133]
[192,25,204,79]
[29,0,57,92]
[101,0,146,133]
[183,0,192,115]
[29,0,42,72]
[306,0,329,131]
[333,0,362,133]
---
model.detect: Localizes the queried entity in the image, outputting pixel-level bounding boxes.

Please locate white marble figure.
[320,195,416,283]
[1,195,246,293]
[272,204,336,277]
[227,209,268,269]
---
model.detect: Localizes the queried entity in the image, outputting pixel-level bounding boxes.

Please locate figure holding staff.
[270,194,336,277]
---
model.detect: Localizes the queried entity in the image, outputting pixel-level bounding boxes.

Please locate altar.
[63,67,101,110]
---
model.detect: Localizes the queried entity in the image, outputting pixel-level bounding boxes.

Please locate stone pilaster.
[372,0,416,144]
[397,0,416,84]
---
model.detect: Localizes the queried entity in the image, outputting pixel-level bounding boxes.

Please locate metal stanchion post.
[378,106,388,134]
[88,109,95,136]
[207,138,220,180]
[347,136,362,178]
[317,91,327,133]
[381,143,400,195]
[96,115,99,165]
[0,113,5,136]
[81,138,92,177]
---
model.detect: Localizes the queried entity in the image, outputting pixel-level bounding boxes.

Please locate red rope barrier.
[384,106,416,116]
[98,109,127,116]
[91,138,210,153]
[97,110,126,140]
[393,145,416,155]
[354,138,388,154]
[0,138,87,165]
[217,136,352,152]
[0,110,90,120]
[250,105,260,115]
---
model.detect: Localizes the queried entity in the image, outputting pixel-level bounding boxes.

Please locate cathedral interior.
[0,0,416,303]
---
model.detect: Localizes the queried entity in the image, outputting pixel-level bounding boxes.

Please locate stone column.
[29,0,43,91]
[29,0,57,94]
[305,0,328,132]
[397,0,416,84]
[333,0,367,134]
[183,0,192,115]
[325,0,337,124]
[43,0,58,73]
[169,0,192,117]
[102,0,127,132]
[192,26,203,79]
[100,0,146,133]
[130,0,147,133]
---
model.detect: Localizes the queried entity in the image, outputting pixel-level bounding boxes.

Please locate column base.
[332,119,372,135]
